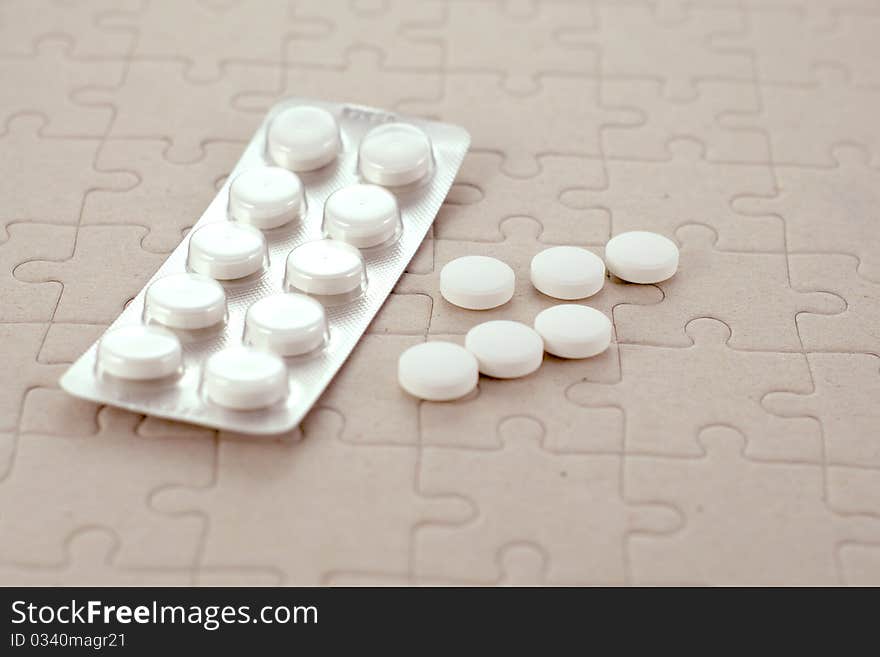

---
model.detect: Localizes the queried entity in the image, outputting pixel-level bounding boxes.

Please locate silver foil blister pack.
[60,98,470,434]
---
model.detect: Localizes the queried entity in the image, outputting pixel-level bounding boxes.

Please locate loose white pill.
[267,105,341,172]
[604,231,679,284]
[187,221,267,280]
[398,341,479,401]
[440,256,515,310]
[358,122,433,186]
[203,347,288,411]
[323,184,401,248]
[244,293,328,356]
[465,320,544,379]
[228,166,305,229]
[530,245,605,300]
[144,273,227,329]
[97,325,182,380]
[534,304,612,359]
[284,239,367,297]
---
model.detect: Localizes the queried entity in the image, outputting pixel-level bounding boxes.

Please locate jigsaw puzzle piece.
[788,253,880,354]
[626,426,880,585]
[82,139,241,252]
[568,318,822,461]
[405,0,598,94]
[288,0,445,70]
[720,64,880,167]
[235,46,442,115]
[741,0,880,32]
[0,528,189,586]
[74,60,277,162]
[614,224,845,351]
[597,139,782,252]
[367,293,431,335]
[763,353,880,467]
[400,73,642,177]
[396,216,662,334]
[421,340,623,453]
[0,0,139,58]
[0,37,122,136]
[712,6,880,85]
[15,225,165,323]
[19,387,99,437]
[733,145,880,282]
[2,223,75,321]
[104,0,292,81]
[0,324,66,436]
[151,409,471,584]
[318,335,423,445]
[592,4,752,100]
[39,323,107,364]
[0,406,213,567]
[0,114,136,228]
[416,418,680,584]
[437,150,610,244]
[601,78,769,163]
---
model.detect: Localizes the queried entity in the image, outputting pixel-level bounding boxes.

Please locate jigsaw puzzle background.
[1,0,879,586]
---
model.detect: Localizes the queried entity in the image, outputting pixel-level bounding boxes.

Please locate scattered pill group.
[398,231,679,401]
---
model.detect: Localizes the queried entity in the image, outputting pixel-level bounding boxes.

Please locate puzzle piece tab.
[597,139,781,251]
[593,4,752,100]
[788,253,880,354]
[613,224,844,351]
[721,65,880,167]
[437,150,610,244]
[627,426,880,585]
[406,0,598,94]
[152,409,470,584]
[82,139,240,252]
[0,38,121,136]
[74,60,276,162]
[601,78,769,162]
[763,353,880,468]
[0,406,213,567]
[733,146,880,282]
[400,73,641,177]
[0,114,136,228]
[568,318,822,462]
[416,418,679,584]
[15,225,165,323]
[2,223,75,322]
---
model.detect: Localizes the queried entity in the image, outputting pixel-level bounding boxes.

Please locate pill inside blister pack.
[60,99,470,434]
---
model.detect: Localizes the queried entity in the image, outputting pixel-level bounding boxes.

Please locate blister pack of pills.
[60,98,470,434]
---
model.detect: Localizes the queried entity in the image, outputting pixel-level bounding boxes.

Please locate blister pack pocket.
[60,99,470,434]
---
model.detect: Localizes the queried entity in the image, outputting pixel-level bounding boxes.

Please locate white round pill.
[440,256,515,310]
[144,273,227,329]
[604,231,679,284]
[187,221,267,280]
[268,105,341,172]
[228,166,305,229]
[244,293,328,356]
[323,184,401,248]
[530,246,605,300]
[284,239,367,296]
[203,346,288,411]
[398,341,479,401]
[534,304,612,359]
[97,325,182,380]
[465,320,544,379]
[358,122,433,186]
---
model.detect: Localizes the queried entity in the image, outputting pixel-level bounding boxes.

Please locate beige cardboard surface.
[0,0,878,586]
